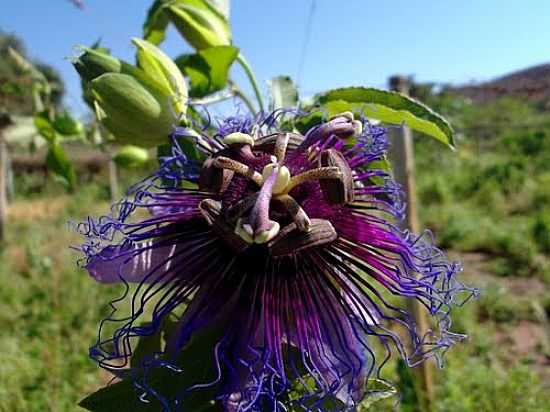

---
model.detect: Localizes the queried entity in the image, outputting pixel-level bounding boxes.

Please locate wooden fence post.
[389,75,434,412]
[108,158,119,202]
[0,114,12,246]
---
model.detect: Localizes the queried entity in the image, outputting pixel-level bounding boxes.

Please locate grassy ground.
[1,106,550,410]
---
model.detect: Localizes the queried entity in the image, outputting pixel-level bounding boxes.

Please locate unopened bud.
[166,2,231,50]
[73,48,122,83]
[91,73,176,147]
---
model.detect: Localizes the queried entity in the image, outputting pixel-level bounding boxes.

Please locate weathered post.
[108,158,119,202]
[389,75,434,411]
[0,113,13,246]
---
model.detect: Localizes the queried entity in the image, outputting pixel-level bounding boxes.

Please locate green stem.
[229,80,256,114]
[190,90,234,106]
[236,53,265,113]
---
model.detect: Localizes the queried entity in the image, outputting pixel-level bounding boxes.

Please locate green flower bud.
[91,73,177,147]
[73,48,122,83]
[131,38,187,115]
[113,145,150,168]
[166,0,231,50]
[74,40,188,147]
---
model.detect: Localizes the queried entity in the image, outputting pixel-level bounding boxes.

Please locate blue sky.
[2,0,550,115]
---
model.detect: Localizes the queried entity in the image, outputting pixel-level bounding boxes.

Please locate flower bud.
[73,48,122,83]
[165,1,231,50]
[75,40,188,147]
[91,73,177,147]
[113,145,150,168]
[131,38,187,115]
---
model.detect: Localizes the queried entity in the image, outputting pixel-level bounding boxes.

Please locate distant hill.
[452,64,550,104]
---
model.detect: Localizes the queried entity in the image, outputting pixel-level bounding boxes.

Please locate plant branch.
[228,80,256,114]
[236,53,264,113]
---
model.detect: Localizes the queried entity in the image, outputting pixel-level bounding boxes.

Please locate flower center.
[198,115,360,256]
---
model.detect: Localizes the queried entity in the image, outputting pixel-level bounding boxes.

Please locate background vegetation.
[1,15,550,412]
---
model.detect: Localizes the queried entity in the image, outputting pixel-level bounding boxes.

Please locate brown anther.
[199,157,234,194]
[254,132,304,155]
[198,199,249,253]
[284,166,342,194]
[275,194,311,232]
[198,198,222,224]
[213,156,263,186]
[318,149,354,204]
[268,218,337,257]
[273,133,290,163]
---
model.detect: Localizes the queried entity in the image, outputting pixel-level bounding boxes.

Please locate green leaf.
[175,46,238,98]
[293,110,323,135]
[33,111,56,141]
[46,143,76,190]
[205,0,229,19]
[113,146,150,169]
[143,0,171,45]
[357,379,398,411]
[317,87,455,148]
[269,75,298,110]
[52,111,83,136]
[79,325,224,412]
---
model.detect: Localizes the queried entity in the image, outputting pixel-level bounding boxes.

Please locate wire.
[297,0,316,87]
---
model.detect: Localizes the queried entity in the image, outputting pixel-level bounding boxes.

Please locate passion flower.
[78,110,476,411]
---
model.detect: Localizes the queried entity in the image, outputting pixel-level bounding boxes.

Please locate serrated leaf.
[80,325,224,412]
[269,75,298,110]
[46,143,76,190]
[317,87,455,148]
[175,46,238,98]
[53,111,84,136]
[357,379,398,411]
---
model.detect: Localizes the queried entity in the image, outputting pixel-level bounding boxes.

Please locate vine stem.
[228,80,256,114]
[236,53,265,113]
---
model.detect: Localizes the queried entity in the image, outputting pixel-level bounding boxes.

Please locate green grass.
[0,179,120,412]
[2,96,550,410]
[414,98,550,283]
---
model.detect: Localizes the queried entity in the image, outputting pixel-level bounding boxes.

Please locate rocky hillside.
[454,63,550,104]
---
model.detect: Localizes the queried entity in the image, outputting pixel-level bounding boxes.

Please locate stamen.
[284,167,342,194]
[318,149,355,204]
[198,199,222,224]
[254,132,304,154]
[295,114,358,152]
[224,132,255,147]
[213,156,263,186]
[199,199,250,253]
[274,133,290,163]
[275,194,311,232]
[329,111,354,122]
[268,218,337,257]
[199,157,234,193]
